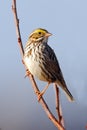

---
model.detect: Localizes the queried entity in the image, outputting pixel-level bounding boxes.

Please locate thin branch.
[55,84,61,122]
[12,0,24,57]
[54,84,65,128]
[12,0,65,130]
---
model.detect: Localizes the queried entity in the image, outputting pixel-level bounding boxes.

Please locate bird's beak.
[45,32,52,37]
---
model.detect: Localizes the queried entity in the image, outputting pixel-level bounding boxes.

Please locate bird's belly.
[24,57,47,81]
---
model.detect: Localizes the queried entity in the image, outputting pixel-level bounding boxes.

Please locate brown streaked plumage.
[24,28,74,101]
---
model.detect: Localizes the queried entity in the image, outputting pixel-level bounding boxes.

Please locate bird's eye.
[38,32,41,34]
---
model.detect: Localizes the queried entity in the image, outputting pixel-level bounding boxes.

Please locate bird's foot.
[24,69,31,78]
[36,90,44,101]
[36,83,50,101]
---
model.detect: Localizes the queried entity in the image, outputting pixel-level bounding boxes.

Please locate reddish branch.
[12,0,65,130]
[54,84,65,127]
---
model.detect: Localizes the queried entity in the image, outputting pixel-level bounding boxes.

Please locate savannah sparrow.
[24,28,74,101]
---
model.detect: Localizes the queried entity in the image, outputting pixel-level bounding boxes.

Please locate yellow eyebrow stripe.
[33,28,47,34]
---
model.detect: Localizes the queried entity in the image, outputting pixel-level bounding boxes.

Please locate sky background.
[0,0,87,130]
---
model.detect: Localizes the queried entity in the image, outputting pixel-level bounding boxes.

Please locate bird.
[23,28,74,101]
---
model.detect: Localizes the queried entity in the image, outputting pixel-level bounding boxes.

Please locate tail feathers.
[57,81,74,102]
[63,87,74,102]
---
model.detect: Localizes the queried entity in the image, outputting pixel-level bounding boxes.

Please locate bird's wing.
[42,45,65,85]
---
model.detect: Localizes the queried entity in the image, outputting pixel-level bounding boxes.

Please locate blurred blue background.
[0,0,87,130]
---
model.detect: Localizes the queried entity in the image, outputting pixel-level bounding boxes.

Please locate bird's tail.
[63,86,74,102]
[57,81,74,102]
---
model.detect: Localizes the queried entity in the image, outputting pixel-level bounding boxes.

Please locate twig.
[12,0,65,130]
[55,84,61,123]
[54,84,65,128]
[12,0,24,57]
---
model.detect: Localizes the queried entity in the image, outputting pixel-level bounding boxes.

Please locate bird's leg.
[36,82,50,101]
[24,69,31,78]
[22,59,31,78]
